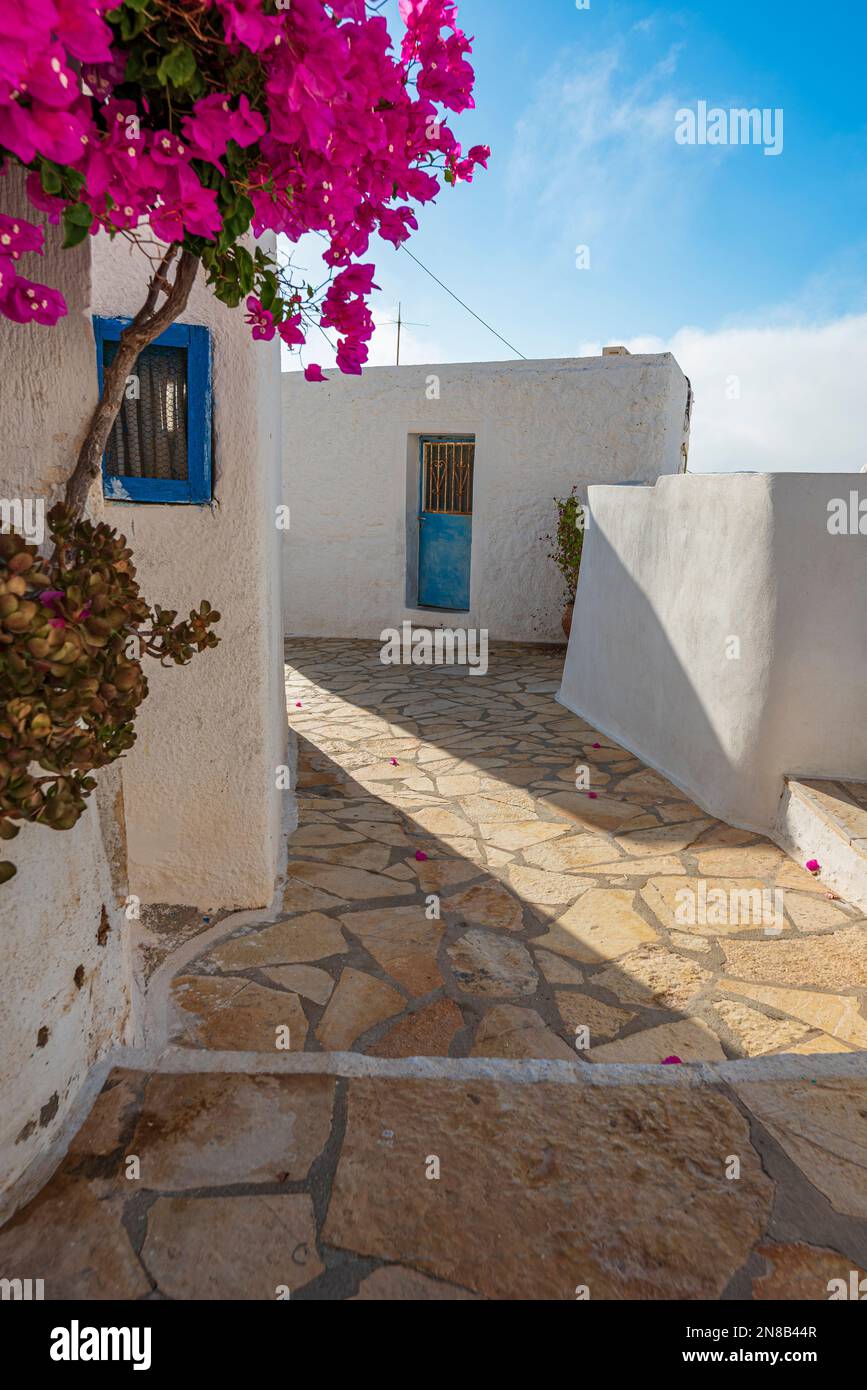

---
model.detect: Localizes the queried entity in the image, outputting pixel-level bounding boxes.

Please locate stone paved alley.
[1,642,865,1298]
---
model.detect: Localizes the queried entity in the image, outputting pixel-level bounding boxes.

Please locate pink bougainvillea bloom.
[39,590,65,606]
[54,0,115,64]
[295,701,302,708]
[415,850,428,861]
[0,259,15,298]
[592,742,601,749]
[48,617,66,630]
[390,758,398,766]
[23,173,65,225]
[277,314,305,348]
[150,130,188,166]
[228,94,265,148]
[0,214,45,260]
[182,93,234,165]
[587,792,598,799]
[805,858,821,874]
[244,295,275,341]
[304,364,326,382]
[0,276,67,325]
[661,1056,683,1065]
[0,0,488,354]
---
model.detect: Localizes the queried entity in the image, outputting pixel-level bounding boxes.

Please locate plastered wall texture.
[281,354,690,642]
[0,169,132,1207]
[558,472,867,833]
[92,235,286,911]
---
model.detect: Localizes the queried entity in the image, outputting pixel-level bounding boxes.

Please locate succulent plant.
[0,504,219,882]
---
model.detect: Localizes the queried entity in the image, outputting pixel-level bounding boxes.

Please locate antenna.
[380,302,428,365]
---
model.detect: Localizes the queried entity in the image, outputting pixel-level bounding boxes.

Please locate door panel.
[418,437,474,610]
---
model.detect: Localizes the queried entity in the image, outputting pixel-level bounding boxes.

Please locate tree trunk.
[64,245,201,519]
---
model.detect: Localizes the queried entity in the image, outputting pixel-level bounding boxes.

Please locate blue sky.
[284,0,867,472]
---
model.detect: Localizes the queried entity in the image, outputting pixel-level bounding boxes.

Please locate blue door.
[418,436,475,610]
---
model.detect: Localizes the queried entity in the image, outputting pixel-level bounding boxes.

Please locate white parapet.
[558,471,867,833]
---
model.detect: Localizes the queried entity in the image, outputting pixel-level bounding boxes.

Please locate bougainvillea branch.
[0,0,489,427]
[65,244,199,513]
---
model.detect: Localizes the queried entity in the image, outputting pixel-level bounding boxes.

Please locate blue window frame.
[93,316,212,504]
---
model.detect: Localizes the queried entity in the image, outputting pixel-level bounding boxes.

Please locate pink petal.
[805,858,821,874]
[415,850,428,861]
[661,1056,683,1065]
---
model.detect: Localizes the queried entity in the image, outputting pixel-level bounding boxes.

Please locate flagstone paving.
[3,640,867,1300]
[169,640,867,1063]
[1,1066,865,1299]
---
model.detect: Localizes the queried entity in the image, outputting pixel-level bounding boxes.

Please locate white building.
[281,353,691,644]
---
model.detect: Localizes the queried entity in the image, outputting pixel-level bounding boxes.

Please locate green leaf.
[39,162,62,196]
[234,246,254,295]
[118,4,149,39]
[156,43,197,89]
[61,204,92,249]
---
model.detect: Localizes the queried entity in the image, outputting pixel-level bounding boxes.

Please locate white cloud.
[580,316,867,473]
[507,40,694,245]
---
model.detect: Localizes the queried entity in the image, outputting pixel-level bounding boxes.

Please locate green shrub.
[546,486,585,605]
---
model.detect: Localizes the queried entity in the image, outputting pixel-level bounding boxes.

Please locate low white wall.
[558,472,867,832]
[282,353,690,642]
[0,171,131,1212]
[92,237,286,910]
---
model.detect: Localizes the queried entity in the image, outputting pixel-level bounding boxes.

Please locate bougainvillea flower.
[0,0,488,373]
[245,295,275,341]
[277,313,305,348]
[415,850,428,861]
[661,1056,683,1065]
[304,364,326,382]
[0,275,67,324]
[805,858,821,874]
[0,214,45,260]
[54,0,114,63]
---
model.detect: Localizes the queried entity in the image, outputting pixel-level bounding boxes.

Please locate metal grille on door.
[422,439,475,515]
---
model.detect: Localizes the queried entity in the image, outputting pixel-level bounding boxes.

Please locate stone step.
[775,777,867,913]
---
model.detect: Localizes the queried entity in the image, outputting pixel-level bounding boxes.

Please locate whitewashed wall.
[558,472,867,832]
[0,170,132,1214]
[0,187,286,1210]
[282,354,690,642]
[92,236,286,910]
